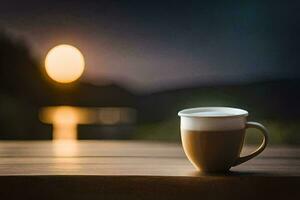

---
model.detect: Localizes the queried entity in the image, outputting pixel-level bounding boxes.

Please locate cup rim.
[178,107,248,118]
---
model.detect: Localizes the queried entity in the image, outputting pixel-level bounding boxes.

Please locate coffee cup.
[178,107,269,173]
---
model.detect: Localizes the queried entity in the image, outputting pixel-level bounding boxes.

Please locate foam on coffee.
[178,107,248,131]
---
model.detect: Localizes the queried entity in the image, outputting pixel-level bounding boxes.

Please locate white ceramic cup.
[178,107,269,173]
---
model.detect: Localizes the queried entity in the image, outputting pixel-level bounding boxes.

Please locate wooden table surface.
[0,141,299,200]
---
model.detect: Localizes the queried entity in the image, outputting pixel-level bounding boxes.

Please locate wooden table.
[0,141,299,199]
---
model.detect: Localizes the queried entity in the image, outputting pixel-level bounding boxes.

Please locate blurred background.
[0,0,299,144]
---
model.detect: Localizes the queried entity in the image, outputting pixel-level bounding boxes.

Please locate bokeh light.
[45,44,85,83]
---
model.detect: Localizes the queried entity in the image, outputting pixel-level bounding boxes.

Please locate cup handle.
[233,121,269,166]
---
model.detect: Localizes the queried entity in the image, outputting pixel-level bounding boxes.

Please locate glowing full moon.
[45,44,85,83]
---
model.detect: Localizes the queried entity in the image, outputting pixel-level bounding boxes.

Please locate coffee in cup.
[178,107,268,173]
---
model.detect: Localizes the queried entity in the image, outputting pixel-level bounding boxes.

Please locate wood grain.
[0,141,299,199]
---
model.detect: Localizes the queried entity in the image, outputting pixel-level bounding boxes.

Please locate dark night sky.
[0,0,299,92]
